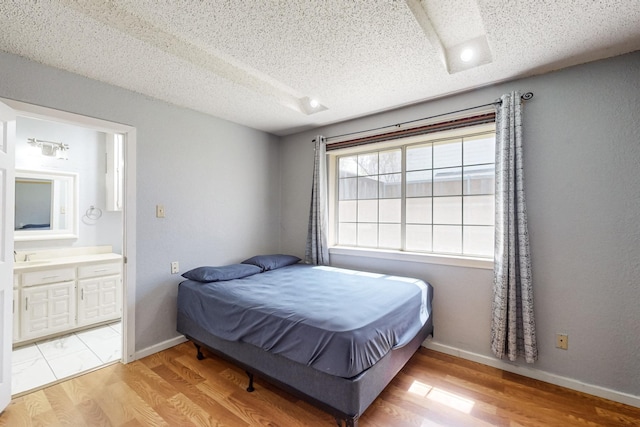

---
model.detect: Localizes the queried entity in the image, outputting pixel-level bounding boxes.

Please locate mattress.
[177,263,433,378]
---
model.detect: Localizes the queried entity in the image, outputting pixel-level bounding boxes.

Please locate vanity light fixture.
[27,138,70,160]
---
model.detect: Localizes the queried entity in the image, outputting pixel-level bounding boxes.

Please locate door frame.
[0,100,16,411]
[2,97,137,364]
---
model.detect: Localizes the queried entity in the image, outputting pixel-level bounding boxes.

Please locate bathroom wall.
[14,116,123,253]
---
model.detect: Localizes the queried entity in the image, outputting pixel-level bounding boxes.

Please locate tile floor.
[11,321,122,395]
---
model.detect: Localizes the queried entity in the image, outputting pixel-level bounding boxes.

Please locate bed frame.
[177,311,433,427]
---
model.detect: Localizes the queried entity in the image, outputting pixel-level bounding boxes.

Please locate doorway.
[1,98,137,397]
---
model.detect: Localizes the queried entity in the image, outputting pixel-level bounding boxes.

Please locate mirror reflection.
[14,169,78,241]
[15,178,53,230]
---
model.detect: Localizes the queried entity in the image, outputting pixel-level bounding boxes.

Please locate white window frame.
[328,123,495,269]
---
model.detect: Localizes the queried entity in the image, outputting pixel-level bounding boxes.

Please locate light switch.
[156,204,165,218]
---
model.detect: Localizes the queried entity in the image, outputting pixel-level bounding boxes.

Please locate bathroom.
[11,114,124,395]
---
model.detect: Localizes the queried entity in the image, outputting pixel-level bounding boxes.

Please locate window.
[332,124,495,258]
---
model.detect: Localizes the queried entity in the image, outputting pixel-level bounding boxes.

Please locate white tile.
[47,348,103,379]
[12,357,56,395]
[77,326,121,364]
[89,335,121,364]
[76,324,118,342]
[12,344,42,364]
[108,321,122,334]
[36,334,88,360]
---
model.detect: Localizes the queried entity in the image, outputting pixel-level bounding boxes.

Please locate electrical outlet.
[171,261,179,274]
[556,334,568,350]
[156,204,165,218]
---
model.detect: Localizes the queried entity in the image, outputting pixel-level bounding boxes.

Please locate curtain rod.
[326,91,533,142]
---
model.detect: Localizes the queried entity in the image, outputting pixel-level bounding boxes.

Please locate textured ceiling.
[0,1,639,136]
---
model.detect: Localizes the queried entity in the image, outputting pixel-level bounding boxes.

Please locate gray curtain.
[490,92,537,363]
[305,135,329,265]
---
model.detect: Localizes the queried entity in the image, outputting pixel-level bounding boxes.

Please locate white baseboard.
[134,335,188,360]
[423,341,640,408]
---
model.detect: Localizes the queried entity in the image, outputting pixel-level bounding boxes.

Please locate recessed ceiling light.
[460,48,474,62]
[298,96,328,115]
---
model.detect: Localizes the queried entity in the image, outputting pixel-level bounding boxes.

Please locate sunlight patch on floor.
[409,380,475,414]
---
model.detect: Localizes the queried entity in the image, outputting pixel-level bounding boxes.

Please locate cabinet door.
[77,275,121,327]
[21,282,76,341]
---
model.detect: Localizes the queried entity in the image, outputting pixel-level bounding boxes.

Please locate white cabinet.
[77,262,122,327]
[14,257,122,344]
[21,281,76,341]
[22,267,75,287]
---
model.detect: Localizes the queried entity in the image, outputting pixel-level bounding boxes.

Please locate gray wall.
[0,52,282,352]
[280,51,640,397]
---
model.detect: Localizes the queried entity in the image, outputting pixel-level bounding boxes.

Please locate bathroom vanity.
[13,246,122,345]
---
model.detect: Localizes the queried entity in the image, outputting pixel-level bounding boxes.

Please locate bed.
[176,256,434,426]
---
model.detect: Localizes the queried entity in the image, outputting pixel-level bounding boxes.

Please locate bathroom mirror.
[14,169,78,241]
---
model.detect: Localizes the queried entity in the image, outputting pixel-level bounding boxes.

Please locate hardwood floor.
[1,342,639,426]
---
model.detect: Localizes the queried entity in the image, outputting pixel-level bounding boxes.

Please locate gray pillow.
[182,263,262,282]
[241,254,301,271]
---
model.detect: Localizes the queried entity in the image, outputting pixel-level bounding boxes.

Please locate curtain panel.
[305,135,330,265]
[490,91,538,363]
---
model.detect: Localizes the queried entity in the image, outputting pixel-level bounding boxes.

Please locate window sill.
[329,246,494,270]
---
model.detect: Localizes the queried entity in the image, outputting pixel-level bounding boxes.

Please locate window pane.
[339,200,357,222]
[407,144,432,171]
[463,164,495,195]
[379,149,401,174]
[433,225,462,253]
[358,177,378,199]
[379,198,400,223]
[358,200,377,222]
[433,197,461,224]
[463,195,494,225]
[339,177,357,200]
[379,224,401,249]
[334,127,494,259]
[338,223,356,245]
[406,197,432,224]
[379,173,402,198]
[357,223,377,247]
[406,225,432,252]
[339,156,358,178]
[357,153,378,176]
[406,170,432,197]
[433,139,462,168]
[433,167,462,196]
[463,226,494,257]
[464,135,495,165]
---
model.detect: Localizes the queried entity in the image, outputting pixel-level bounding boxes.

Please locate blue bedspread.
[177,264,433,378]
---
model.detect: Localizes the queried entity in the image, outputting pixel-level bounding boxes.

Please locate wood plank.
[21,390,53,418]
[75,398,112,427]
[3,344,639,426]
[42,384,86,426]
